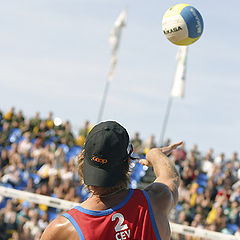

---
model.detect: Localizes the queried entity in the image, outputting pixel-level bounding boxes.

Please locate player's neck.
[80,188,129,211]
[90,187,126,198]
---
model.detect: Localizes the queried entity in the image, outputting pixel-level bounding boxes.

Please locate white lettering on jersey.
[115,230,131,240]
[112,213,131,240]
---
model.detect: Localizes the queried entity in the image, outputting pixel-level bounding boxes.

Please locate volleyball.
[162,4,204,46]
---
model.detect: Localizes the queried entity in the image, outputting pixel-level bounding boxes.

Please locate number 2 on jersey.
[112,213,128,232]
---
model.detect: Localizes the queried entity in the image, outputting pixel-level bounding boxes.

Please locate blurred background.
[0,0,240,239]
[0,0,239,155]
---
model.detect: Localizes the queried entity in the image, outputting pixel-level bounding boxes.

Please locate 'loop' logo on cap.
[92,156,108,164]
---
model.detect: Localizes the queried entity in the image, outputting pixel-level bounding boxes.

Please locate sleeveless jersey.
[63,189,161,240]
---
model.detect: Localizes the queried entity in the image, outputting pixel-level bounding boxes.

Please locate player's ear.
[127,143,133,157]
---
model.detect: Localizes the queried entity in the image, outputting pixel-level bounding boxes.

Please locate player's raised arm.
[141,142,182,213]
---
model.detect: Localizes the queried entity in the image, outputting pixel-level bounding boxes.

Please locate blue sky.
[0,0,239,157]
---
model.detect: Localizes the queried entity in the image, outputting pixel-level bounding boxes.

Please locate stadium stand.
[0,107,240,239]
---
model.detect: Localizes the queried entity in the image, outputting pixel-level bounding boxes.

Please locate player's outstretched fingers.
[139,159,152,167]
[161,141,183,156]
[170,141,183,150]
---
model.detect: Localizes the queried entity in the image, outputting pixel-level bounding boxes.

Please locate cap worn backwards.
[83,121,130,187]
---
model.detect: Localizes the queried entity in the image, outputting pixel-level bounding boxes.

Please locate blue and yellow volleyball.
[162,4,204,46]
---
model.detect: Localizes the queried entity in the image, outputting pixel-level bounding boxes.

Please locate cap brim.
[83,160,123,187]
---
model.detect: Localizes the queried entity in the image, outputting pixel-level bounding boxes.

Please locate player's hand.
[159,141,183,156]
[139,141,183,167]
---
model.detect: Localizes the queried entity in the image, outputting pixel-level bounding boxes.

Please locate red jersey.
[63,189,161,240]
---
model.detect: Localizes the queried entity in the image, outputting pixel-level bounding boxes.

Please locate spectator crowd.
[0,107,240,240]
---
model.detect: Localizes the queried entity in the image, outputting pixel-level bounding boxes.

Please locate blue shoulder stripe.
[62,213,85,240]
[142,190,162,240]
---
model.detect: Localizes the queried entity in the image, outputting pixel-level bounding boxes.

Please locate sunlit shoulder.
[40,216,78,240]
